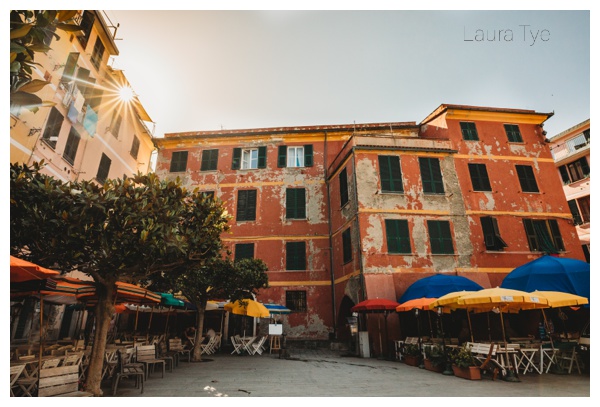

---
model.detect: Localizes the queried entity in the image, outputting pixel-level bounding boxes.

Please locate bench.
[38,364,93,396]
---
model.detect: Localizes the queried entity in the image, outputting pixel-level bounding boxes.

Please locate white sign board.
[269,324,283,335]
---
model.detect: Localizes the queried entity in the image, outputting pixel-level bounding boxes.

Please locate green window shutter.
[304,145,313,167]
[170,151,188,172]
[567,200,583,225]
[286,188,306,219]
[548,220,565,251]
[232,148,241,170]
[558,166,571,184]
[523,219,539,251]
[419,157,444,194]
[235,243,254,261]
[339,168,349,206]
[460,122,479,141]
[278,146,287,167]
[427,220,454,254]
[286,241,306,270]
[481,217,507,251]
[61,52,79,83]
[516,165,539,193]
[257,146,267,168]
[201,149,218,171]
[379,155,403,192]
[237,190,257,221]
[342,228,352,263]
[504,124,523,143]
[468,163,491,191]
[385,219,411,254]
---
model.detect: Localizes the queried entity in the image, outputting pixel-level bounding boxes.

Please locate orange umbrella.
[10,255,60,282]
[396,297,436,312]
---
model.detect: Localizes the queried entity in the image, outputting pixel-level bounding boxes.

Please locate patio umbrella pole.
[148,305,154,332]
[467,309,473,342]
[428,312,434,337]
[500,311,519,382]
[39,296,44,379]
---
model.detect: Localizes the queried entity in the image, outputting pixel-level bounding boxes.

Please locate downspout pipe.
[350,147,366,302]
[324,131,337,339]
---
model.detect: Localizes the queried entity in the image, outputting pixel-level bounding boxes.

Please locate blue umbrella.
[501,255,590,304]
[264,303,292,314]
[398,274,483,303]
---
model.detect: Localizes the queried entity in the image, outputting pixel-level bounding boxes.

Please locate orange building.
[548,119,590,262]
[154,104,585,351]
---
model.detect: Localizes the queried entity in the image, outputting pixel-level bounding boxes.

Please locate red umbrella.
[351,299,400,358]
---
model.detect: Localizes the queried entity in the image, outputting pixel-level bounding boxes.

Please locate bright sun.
[118,86,134,102]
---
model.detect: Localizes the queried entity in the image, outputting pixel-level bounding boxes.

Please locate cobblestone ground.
[104,347,590,398]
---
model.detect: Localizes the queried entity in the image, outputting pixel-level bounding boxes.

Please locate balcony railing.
[551,133,590,161]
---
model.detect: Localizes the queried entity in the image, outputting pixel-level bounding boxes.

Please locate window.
[234,243,254,261]
[342,228,352,263]
[90,37,105,71]
[278,145,314,168]
[236,190,257,221]
[96,153,111,183]
[42,107,64,148]
[62,127,81,165]
[515,165,539,193]
[286,241,306,270]
[339,167,349,207]
[61,53,79,84]
[379,155,403,193]
[558,157,589,184]
[286,188,306,219]
[42,24,56,47]
[427,220,454,254]
[201,149,219,171]
[232,147,267,170]
[468,163,492,191]
[385,219,411,254]
[480,217,507,251]
[170,151,188,172]
[568,200,583,225]
[523,219,565,254]
[419,157,444,194]
[286,291,307,312]
[577,196,590,224]
[109,112,122,138]
[130,136,140,160]
[460,122,479,141]
[77,11,95,49]
[504,124,523,143]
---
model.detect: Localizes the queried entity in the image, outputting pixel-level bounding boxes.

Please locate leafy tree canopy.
[10,10,82,111]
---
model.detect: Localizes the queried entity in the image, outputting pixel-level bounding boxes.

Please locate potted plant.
[449,344,481,380]
[424,344,446,373]
[403,344,422,367]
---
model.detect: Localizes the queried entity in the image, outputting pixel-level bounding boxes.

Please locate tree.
[150,257,269,361]
[10,162,230,395]
[10,10,82,111]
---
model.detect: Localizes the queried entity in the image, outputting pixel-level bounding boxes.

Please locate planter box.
[424,359,444,373]
[404,355,421,367]
[452,365,481,380]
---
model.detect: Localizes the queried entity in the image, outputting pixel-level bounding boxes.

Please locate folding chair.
[230,336,243,354]
[112,349,144,396]
[169,338,191,362]
[250,335,268,355]
[555,341,582,374]
[10,364,25,397]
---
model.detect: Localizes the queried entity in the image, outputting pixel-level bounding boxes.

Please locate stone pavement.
[104,346,590,398]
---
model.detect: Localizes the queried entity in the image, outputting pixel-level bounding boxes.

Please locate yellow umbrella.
[224,299,270,318]
[429,290,477,310]
[531,291,588,308]
[456,287,549,313]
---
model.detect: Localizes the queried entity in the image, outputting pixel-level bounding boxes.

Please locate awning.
[10,255,60,282]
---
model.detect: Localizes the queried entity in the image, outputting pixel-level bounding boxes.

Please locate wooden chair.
[41,358,62,369]
[250,335,268,355]
[112,349,144,396]
[10,364,25,397]
[169,338,191,362]
[230,336,243,354]
[157,340,176,371]
[38,364,93,396]
[135,344,166,379]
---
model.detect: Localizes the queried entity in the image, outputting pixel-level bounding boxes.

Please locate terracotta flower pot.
[424,359,444,373]
[452,365,481,380]
[404,355,421,367]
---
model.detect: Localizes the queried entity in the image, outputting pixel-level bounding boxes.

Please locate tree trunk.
[84,282,116,396]
[191,305,207,361]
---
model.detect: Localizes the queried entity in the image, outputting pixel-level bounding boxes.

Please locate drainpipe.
[351,147,367,302]
[324,131,337,339]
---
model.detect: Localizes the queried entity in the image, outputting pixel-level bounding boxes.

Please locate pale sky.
[99,6,592,139]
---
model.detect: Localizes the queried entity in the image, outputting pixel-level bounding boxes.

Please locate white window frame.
[287,146,304,167]
[241,148,259,169]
